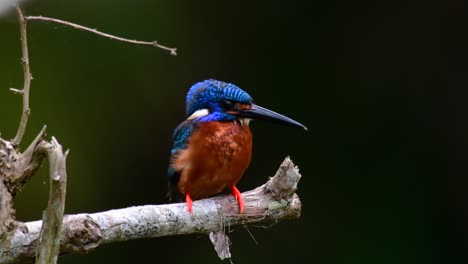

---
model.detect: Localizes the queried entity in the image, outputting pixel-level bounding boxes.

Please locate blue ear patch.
[185,79,253,116]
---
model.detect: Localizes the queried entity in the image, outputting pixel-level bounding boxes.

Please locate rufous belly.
[172,121,252,199]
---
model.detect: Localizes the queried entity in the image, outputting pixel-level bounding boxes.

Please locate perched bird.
[168,79,306,213]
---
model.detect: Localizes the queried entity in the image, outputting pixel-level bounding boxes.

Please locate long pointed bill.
[238,104,307,130]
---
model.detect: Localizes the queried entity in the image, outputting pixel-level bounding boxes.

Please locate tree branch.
[35,138,68,264]
[11,6,32,147]
[0,157,302,264]
[25,16,177,55]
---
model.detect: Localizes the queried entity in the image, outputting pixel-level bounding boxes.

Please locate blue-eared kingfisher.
[168,79,307,214]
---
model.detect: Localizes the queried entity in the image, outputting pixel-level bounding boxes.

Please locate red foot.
[231,186,244,214]
[185,193,193,214]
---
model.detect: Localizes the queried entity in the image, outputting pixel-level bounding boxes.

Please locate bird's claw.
[231,186,244,214]
[185,193,193,214]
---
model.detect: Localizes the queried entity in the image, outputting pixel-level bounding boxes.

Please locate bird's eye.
[221,100,234,109]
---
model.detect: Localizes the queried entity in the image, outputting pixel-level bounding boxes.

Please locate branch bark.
[0,181,14,241]
[0,157,302,264]
[0,127,47,196]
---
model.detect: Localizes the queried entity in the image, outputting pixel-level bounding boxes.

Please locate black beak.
[238,104,307,130]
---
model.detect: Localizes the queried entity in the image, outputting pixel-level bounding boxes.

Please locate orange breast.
[172,121,252,199]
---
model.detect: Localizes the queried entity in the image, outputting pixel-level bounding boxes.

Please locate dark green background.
[0,0,463,263]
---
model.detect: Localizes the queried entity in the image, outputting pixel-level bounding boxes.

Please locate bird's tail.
[165,167,182,203]
[164,182,181,203]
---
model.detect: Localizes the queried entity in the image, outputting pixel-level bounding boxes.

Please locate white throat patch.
[187,109,209,120]
[239,118,251,126]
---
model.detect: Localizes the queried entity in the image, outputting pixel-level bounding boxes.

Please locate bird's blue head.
[184,79,307,129]
[185,79,253,122]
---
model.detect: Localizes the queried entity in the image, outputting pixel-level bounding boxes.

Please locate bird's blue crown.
[185,79,253,117]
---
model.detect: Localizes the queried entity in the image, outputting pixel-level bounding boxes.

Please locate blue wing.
[167,119,198,201]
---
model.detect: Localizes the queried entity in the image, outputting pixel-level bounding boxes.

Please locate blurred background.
[0,0,464,263]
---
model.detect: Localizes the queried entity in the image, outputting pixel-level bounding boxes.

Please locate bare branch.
[0,157,302,264]
[11,6,32,147]
[25,16,177,55]
[36,137,68,264]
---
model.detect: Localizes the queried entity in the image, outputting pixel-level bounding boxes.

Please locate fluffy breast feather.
[172,121,252,199]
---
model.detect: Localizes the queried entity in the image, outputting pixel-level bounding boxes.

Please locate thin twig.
[36,137,68,264]
[244,226,259,246]
[11,6,32,147]
[25,15,178,55]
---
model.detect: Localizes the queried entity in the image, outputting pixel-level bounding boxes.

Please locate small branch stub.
[209,230,231,260]
[9,88,24,95]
